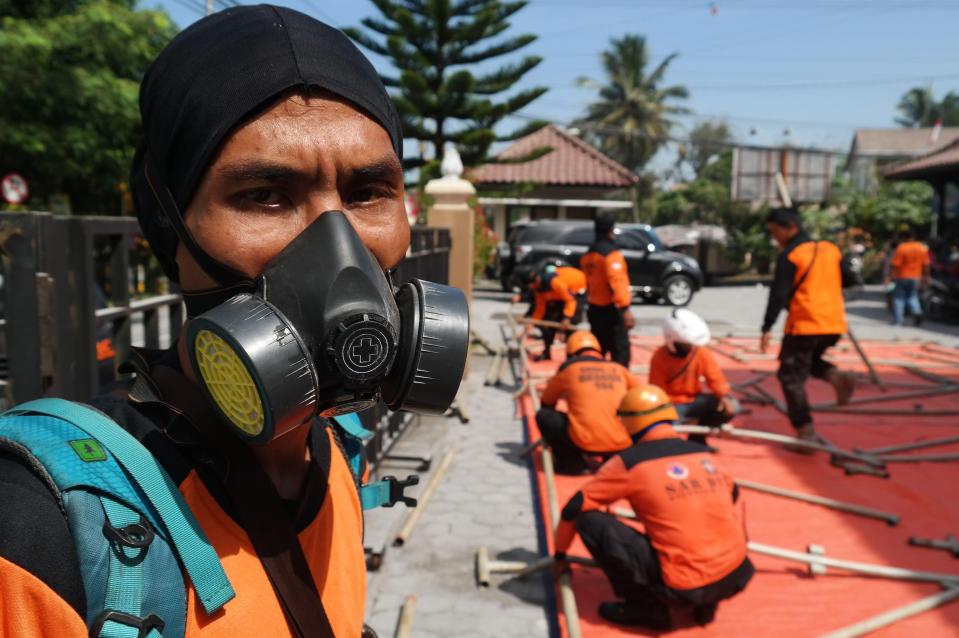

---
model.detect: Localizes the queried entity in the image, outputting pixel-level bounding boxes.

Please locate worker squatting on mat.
[760,207,857,449]
[649,309,740,445]
[0,6,470,637]
[537,331,639,474]
[554,385,755,631]
[581,213,635,368]
[520,264,587,361]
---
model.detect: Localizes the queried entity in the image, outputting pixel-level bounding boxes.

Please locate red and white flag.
[929,118,943,146]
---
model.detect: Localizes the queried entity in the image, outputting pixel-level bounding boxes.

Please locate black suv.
[501,221,704,306]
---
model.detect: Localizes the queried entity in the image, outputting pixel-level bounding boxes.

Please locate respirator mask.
[185,211,470,444]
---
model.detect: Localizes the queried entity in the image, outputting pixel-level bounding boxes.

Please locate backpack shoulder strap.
[331,413,419,510]
[2,398,235,615]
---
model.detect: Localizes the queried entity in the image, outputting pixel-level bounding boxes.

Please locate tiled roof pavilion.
[472,124,638,188]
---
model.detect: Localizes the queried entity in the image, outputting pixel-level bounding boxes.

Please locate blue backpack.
[0,397,404,637]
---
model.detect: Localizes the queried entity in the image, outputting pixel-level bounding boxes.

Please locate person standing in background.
[581,213,635,367]
[886,228,931,327]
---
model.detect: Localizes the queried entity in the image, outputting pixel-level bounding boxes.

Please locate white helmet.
[663,308,711,353]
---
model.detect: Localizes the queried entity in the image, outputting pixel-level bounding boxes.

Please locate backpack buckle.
[103,517,155,548]
[382,475,419,508]
[91,610,164,638]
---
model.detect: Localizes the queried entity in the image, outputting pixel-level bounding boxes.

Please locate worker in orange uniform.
[554,385,754,630]
[761,208,856,447]
[522,264,587,360]
[580,213,635,367]
[537,331,638,474]
[649,309,738,445]
[886,227,930,326]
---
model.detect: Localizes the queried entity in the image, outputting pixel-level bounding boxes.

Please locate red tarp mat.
[520,335,959,637]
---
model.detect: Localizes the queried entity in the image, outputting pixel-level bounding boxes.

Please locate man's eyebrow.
[349,156,403,181]
[216,161,307,182]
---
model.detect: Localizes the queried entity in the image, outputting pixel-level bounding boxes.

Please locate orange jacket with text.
[540,353,638,453]
[532,267,587,320]
[648,345,731,405]
[580,238,632,308]
[556,426,747,591]
[891,240,930,280]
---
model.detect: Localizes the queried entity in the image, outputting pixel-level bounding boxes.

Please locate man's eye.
[240,189,287,207]
[350,186,392,204]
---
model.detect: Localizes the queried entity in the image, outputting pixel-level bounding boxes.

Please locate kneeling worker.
[537,331,638,474]
[524,264,588,360]
[554,385,754,630]
[649,309,738,444]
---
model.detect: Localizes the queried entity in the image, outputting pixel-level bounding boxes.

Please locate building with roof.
[884,137,959,238]
[471,124,638,240]
[846,127,959,192]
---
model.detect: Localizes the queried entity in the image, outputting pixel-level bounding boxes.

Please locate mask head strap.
[143,150,254,288]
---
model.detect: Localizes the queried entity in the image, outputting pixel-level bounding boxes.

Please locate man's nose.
[304,192,346,223]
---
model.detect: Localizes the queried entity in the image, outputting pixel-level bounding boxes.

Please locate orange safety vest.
[785,240,847,336]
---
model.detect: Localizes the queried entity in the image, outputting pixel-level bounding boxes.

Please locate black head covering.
[594,211,616,236]
[130,4,403,284]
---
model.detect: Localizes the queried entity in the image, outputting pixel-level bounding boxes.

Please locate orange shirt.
[891,241,930,280]
[580,240,631,308]
[540,354,638,452]
[556,428,747,591]
[786,240,847,336]
[532,267,587,320]
[648,345,730,404]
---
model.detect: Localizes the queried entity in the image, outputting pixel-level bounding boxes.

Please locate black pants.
[587,304,630,367]
[536,408,589,474]
[540,295,586,354]
[577,511,754,608]
[777,334,840,428]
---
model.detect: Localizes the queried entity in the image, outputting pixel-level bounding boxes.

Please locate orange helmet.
[618,385,678,436]
[566,330,601,356]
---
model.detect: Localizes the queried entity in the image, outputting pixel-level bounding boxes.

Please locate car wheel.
[663,275,694,306]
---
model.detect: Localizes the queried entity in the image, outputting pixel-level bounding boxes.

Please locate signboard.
[1,172,29,204]
[731,146,838,205]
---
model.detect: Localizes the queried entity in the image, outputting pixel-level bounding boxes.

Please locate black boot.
[598,600,671,630]
[693,603,717,625]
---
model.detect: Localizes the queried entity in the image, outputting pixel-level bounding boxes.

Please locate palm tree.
[896,87,959,127]
[574,35,689,173]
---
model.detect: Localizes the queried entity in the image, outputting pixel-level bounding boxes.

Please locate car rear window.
[515,225,569,244]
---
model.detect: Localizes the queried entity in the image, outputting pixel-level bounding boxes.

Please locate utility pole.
[206,0,214,15]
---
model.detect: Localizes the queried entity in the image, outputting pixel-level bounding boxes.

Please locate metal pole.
[846,327,885,390]
[735,479,899,526]
[859,434,959,456]
[394,448,456,546]
[747,541,959,585]
[673,424,884,467]
[821,587,959,638]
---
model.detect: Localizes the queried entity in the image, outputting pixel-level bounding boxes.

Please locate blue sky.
[154,0,959,173]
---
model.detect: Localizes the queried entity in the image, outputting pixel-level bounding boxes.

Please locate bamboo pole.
[541,446,582,638]
[877,453,959,463]
[393,595,417,638]
[901,366,958,386]
[735,479,899,526]
[394,448,456,546]
[747,541,959,585]
[821,587,959,638]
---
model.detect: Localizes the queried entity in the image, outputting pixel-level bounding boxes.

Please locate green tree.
[0,0,175,213]
[345,0,549,180]
[832,175,933,240]
[574,35,689,173]
[895,86,959,128]
[683,120,733,178]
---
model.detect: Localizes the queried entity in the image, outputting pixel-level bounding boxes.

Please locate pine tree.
[345,0,549,179]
